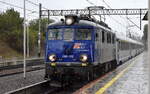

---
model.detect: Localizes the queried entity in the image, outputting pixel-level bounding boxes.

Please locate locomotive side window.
[107,33,109,43]
[48,29,62,40]
[95,33,99,41]
[63,28,74,41]
[75,29,91,40]
[107,33,111,43]
[102,31,105,43]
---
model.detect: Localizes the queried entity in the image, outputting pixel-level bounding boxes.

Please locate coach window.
[112,34,115,44]
[122,42,124,50]
[109,33,111,43]
[131,44,133,49]
[102,31,105,43]
[119,41,121,49]
[123,42,125,50]
[124,42,126,50]
[120,42,122,50]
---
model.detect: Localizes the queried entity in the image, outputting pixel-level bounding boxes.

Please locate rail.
[0,57,44,67]
[6,80,52,94]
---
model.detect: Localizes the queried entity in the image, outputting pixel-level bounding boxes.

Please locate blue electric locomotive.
[44,15,117,83]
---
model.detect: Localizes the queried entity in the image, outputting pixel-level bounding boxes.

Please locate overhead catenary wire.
[26,0,49,10]
[0,0,38,13]
[101,0,127,28]
[102,0,111,9]
[126,17,141,29]
[101,0,140,29]
[86,0,96,6]
[85,0,127,28]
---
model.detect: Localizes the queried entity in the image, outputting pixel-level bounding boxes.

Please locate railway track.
[0,59,44,77]
[0,65,45,77]
[6,79,88,94]
[0,59,44,70]
[6,80,58,94]
[4,62,127,94]
[5,54,142,94]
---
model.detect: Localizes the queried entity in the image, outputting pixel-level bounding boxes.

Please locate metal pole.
[148,0,150,93]
[140,9,142,30]
[48,10,50,24]
[126,15,129,37]
[23,0,26,78]
[87,7,91,18]
[38,3,42,57]
[27,24,29,57]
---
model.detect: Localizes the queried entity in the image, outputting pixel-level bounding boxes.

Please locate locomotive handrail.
[90,45,94,62]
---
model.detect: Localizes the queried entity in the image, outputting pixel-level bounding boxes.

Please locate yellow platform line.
[96,59,136,94]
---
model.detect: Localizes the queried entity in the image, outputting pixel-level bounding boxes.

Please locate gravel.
[0,69,45,94]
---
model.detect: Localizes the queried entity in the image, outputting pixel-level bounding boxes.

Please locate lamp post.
[23,0,26,78]
[26,11,37,58]
[148,0,150,93]
[38,3,42,57]
[27,24,29,57]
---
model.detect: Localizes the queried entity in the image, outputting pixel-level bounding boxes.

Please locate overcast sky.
[0,0,148,37]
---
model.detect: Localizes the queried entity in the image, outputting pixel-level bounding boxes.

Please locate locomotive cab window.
[63,28,74,41]
[75,29,92,40]
[48,29,62,40]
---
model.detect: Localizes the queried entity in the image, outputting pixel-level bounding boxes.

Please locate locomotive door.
[95,28,101,63]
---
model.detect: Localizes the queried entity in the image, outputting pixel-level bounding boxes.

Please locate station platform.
[75,52,149,94]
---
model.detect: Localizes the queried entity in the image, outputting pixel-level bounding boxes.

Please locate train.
[44,15,143,85]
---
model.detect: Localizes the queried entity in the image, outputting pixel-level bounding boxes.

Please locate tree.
[0,9,23,33]
[27,18,54,56]
[0,8,54,56]
[0,9,24,52]
[29,18,54,42]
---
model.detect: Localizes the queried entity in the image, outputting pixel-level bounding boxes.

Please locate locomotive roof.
[116,35,143,45]
[48,20,112,32]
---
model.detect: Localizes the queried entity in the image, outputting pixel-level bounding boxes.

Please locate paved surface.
[79,52,148,94]
[104,52,148,94]
[0,69,45,94]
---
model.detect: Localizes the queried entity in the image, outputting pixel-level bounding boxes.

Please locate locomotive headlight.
[65,17,74,25]
[49,54,56,62]
[80,54,88,62]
